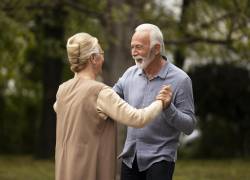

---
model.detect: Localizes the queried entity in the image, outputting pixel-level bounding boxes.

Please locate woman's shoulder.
[77,79,108,96]
[87,79,106,89]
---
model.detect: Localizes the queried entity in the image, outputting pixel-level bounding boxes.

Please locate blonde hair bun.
[66,33,99,72]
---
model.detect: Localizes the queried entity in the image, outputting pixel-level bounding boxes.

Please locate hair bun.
[66,32,100,72]
[67,43,80,64]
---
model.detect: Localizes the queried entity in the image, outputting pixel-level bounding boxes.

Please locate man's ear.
[154,44,161,55]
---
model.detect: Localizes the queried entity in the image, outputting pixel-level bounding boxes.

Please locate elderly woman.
[53,32,172,180]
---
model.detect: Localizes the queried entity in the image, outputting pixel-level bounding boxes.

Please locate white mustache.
[133,56,144,62]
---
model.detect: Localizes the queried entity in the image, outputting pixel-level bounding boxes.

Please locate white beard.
[133,51,155,69]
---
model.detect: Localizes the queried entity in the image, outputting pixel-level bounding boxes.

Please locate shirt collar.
[137,56,170,80]
[137,68,144,76]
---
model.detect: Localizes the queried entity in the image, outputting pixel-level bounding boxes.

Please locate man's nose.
[131,49,138,56]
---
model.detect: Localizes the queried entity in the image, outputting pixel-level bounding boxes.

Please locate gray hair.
[135,23,165,55]
[66,33,100,72]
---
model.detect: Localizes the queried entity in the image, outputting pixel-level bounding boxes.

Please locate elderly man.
[113,24,196,180]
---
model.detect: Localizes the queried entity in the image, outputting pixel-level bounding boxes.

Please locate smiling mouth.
[135,58,143,63]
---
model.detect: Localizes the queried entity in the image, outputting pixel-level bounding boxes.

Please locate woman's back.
[55,76,116,180]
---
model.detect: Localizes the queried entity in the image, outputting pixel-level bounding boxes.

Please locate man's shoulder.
[168,62,190,81]
[125,65,138,73]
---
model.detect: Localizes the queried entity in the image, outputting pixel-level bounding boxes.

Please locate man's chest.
[123,76,168,108]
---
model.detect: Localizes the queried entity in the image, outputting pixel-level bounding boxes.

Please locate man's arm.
[162,77,196,135]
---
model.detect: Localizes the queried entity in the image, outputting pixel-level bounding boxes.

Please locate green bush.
[188,63,250,158]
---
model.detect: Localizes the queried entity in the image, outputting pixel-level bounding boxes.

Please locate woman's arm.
[97,86,163,128]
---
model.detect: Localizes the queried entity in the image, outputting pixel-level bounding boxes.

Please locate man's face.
[131,31,155,69]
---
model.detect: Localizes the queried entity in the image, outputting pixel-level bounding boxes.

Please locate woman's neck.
[75,69,96,80]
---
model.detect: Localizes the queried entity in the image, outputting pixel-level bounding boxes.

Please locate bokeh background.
[0,0,250,179]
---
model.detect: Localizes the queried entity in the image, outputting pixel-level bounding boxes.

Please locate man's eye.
[131,45,143,51]
[136,45,143,50]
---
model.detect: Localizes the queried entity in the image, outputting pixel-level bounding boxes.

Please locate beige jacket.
[54,76,162,180]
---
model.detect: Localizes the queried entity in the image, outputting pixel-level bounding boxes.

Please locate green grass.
[174,159,250,180]
[0,155,54,180]
[0,156,250,180]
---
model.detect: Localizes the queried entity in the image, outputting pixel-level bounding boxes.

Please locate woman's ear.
[89,54,97,65]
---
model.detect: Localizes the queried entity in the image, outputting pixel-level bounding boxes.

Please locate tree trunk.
[174,0,192,69]
[35,2,65,158]
[36,59,62,158]
[0,90,5,153]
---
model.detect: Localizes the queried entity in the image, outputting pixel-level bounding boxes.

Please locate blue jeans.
[121,157,175,180]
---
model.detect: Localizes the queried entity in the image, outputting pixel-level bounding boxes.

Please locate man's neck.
[144,56,166,79]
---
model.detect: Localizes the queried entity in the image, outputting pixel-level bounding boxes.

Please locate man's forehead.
[131,31,150,44]
[132,31,150,39]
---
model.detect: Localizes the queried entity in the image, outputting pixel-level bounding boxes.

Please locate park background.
[0,0,250,179]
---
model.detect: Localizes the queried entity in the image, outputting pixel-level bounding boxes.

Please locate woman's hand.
[156,85,172,109]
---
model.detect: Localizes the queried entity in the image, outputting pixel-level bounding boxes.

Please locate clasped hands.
[156,85,172,109]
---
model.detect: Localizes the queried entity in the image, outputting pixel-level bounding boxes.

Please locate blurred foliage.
[0,7,41,153]
[157,0,250,67]
[189,63,250,158]
[0,0,249,158]
[0,11,34,82]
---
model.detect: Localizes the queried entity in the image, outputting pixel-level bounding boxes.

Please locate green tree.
[0,8,37,153]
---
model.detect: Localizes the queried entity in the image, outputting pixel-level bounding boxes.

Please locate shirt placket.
[136,76,153,170]
[141,77,152,108]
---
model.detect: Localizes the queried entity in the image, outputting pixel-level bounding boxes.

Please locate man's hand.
[156,85,172,109]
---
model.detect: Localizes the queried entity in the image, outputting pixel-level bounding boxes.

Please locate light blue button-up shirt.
[113,58,196,171]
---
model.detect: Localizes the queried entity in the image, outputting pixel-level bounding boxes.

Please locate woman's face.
[94,45,104,75]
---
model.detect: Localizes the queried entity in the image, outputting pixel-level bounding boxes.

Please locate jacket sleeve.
[97,86,163,128]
